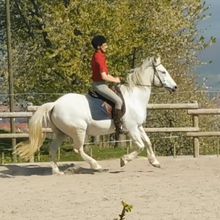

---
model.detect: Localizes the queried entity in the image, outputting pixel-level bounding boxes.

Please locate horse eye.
[161,71,166,74]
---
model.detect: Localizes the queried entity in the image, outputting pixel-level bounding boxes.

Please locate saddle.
[88,86,126,119]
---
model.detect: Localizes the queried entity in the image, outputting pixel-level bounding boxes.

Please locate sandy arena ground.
[1,156,220,220]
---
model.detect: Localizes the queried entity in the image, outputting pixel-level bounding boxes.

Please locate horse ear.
[157,56,161,63]
[142,58,150,67]
[154,56,161,65]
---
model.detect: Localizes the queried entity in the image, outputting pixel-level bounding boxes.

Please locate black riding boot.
[113,109,123,139]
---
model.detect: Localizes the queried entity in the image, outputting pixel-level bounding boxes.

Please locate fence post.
[89,146,93,157]
[1,152,5,164]
[29,156,34,163]
[37,151,41,162]
[58,147,61,161]
[193,114,199,157]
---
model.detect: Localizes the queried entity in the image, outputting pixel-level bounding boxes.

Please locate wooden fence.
[0,102,219,158]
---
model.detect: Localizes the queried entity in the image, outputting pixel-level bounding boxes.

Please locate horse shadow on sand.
[0,163,114,178]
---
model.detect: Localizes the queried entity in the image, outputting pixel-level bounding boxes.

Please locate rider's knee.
[115,98,123,110]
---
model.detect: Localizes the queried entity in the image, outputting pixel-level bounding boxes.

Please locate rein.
[135,83,151,87]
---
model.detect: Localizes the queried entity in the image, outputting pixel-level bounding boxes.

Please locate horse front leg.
[120,129,145,167]
[138,126,160,168]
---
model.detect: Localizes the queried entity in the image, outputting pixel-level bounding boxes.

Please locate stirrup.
[115,124,124,134]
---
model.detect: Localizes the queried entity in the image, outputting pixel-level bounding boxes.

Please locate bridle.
[152,63,165,87]
[136,62,165,88]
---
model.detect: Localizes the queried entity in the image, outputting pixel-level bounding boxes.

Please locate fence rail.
[188,109,220,115]
[0,102,219,158]
[0,112,32,118]
[186,132,220,137]
[144,127,199,133]
[147,103,199,109]
[186,108,220,156]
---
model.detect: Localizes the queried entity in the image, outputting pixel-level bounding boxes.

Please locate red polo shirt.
[91,50,109,82]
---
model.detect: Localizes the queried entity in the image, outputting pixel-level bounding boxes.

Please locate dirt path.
[0,156,220,220]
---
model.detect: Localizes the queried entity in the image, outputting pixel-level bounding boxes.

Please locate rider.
[91,35,123,135]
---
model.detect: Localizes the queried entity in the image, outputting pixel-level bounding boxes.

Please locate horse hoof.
[148,158,161,168]
[120,158,126,167]
[93,165,102,171]
[53,171,64,175]
[152,163,161,168]
[64,166,81,174]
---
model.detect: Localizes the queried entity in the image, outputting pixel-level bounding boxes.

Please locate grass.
[36,145,129,162]
[0,144,132,164]
[0,133,132,163]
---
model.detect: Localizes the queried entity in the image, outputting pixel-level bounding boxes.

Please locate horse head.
[151,57,177,92]
[127,57,177,92]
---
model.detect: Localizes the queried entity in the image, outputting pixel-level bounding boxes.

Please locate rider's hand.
[115,77,121,83]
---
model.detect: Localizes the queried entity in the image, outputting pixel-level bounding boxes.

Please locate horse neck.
[121,85,151,112]
[127,64,154,88]
[121,63,154,114]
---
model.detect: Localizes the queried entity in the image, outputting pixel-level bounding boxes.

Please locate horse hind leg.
[72,128,102,170]
[49,131,66,175]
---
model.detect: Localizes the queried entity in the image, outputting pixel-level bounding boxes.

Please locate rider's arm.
[95,52,120,83]
[100,72,121,83]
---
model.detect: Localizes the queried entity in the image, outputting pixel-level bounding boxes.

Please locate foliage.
[0,1,215,97]
[0,0,8,99]
[114,201,133,220]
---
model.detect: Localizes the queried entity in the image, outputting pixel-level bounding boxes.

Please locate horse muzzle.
[166,85,177,93]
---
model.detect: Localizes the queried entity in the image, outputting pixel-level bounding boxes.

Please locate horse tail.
[14,102,55,161]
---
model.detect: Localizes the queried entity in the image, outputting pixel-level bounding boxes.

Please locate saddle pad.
[86,94,112,120]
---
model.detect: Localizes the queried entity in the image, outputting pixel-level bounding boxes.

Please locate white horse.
[15,57,177,174]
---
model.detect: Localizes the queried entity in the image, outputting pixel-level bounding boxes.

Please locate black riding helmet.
[91,35,107,50]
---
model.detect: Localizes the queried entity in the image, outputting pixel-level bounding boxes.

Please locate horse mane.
[126,58,153,88]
